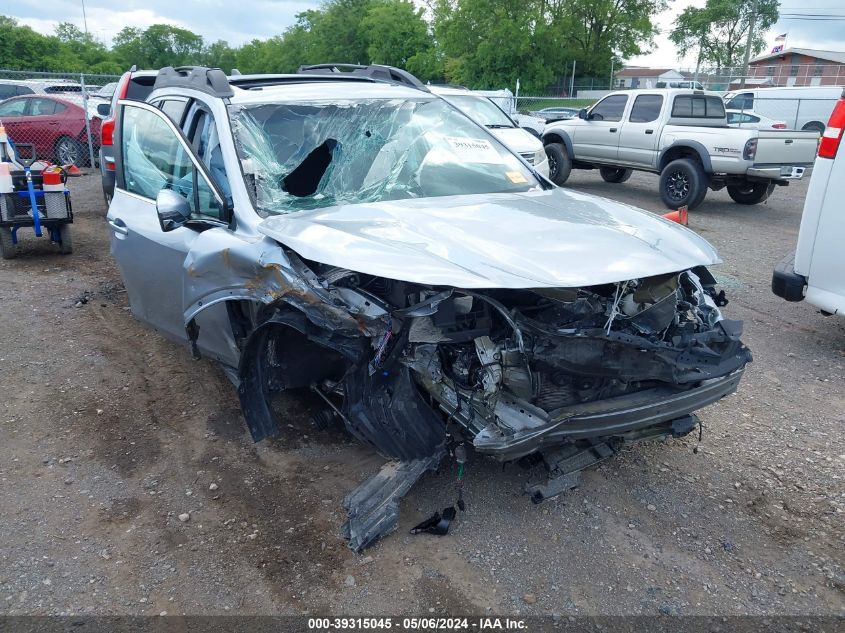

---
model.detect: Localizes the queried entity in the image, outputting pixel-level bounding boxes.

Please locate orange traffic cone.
[63,164,83,177]
[662,206,688,226]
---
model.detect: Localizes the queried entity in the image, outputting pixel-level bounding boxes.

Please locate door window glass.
[29,98,57,116]
[0,84,17,100]
[629,95,663,123]
[189,109,231,202]
[0,99,27,116]
[121,105,224,221]
[158,99,188,125]
[589,95,628,122]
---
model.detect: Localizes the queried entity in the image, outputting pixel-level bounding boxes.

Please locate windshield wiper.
[486,124,514,129]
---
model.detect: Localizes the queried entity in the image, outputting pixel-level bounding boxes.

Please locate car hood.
[489,127,542,153]
[257,188,720,288]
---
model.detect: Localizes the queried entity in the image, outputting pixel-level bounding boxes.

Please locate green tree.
[433,0,559,92]
[670,0,779,70]
[361,0,431,68]
[112,24,205,69]
[548,0,667,77]
[0,16,60,70]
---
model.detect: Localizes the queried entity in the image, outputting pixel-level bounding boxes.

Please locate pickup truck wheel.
[659,159,707,210]
[545,143,572,185]
[727,181,776,205]
[599,167,633,183]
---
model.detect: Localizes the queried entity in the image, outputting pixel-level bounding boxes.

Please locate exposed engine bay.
[233,250,752,551]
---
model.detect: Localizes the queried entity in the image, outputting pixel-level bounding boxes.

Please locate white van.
[724,86,842,132]
[772,89,845,315]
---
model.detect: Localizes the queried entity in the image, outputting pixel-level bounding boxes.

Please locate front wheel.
[659,158,708,210]
[599,167,633,183]
[545,142,572,185]
[727,181,776,205]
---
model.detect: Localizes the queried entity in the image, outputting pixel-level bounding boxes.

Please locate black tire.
[0,227,16,260]
[802,121,825,134]
[727,181,776,205]
[599,167,633,183]
[55,136,87,167]
[545,142,572,185]
[659,158,708,210]
[58,224,73,254]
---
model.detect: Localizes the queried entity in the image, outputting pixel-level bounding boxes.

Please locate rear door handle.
[108,218,128,235]
[609,128,618,133]
[645,129,654,134]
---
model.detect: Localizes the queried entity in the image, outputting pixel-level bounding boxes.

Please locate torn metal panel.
[181,228,389,337]
[342,452,444,552]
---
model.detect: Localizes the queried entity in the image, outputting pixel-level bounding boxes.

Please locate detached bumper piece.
[772,251,807,302]
[342,451,444,552]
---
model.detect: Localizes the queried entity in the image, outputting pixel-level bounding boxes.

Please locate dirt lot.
[0,171,842,617]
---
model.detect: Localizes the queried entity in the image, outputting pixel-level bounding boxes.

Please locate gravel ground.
[0,171,842,617]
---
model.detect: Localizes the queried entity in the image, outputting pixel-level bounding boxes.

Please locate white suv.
[773,89,845,315]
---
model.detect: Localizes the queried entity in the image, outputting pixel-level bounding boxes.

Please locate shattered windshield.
[443,95,514,128]
[229,98,539,215]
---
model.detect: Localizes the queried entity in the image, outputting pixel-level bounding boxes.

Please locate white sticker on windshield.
[445,137,503,163]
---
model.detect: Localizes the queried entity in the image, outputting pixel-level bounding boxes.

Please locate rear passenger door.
[572,94,628,161]
[617,93,664,167]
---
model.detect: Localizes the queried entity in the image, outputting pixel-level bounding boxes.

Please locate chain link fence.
[0,70,121,168]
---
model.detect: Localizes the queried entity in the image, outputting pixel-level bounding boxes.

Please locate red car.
[0,94,103,166]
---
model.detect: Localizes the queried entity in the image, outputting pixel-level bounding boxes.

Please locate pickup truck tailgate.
[754,131,819,165]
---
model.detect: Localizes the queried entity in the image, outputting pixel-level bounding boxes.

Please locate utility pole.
[738,0,759,90]
[570,60,576,97]
[609,58,614,90]
[81,0,89,37]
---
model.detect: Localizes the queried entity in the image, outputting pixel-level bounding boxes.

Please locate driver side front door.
[107,100,229,343]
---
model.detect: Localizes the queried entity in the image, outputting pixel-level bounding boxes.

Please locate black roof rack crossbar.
[297,64,429,92]
[154,66,234,98]
[226,73,377,90]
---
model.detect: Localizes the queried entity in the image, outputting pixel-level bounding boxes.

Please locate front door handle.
[645,129,654,134]
[108,218,129,235]
[609,128,618,133]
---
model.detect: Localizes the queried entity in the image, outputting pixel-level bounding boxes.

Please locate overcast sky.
[3,0,845,70]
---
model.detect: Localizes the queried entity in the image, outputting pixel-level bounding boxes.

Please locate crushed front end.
[233,251,751,550]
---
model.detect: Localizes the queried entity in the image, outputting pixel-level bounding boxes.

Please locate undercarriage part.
[524,441,619,504]
[344,366,447,461]
[524,414,701,503]
[410,507,457,536]
[342,451,444,552]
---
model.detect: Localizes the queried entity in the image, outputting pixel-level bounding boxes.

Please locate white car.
[430,86,549,177]
[726,109,787,129]
[773,89,845,315]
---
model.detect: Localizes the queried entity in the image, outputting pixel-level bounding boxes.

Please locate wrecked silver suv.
[106,65,752,551]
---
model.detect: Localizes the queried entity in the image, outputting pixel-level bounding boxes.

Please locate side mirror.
[156,189,191,231]
[96,102,111,117]
[578,108,588,120]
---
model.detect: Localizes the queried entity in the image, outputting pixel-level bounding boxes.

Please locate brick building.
[748,48,845,87]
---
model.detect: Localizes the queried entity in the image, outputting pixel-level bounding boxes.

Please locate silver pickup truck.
[543,88,819,209]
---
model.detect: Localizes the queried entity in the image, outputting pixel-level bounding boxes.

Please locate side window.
[120,105,224,221]
[0,99,27,116]
[589,95,628,122]
[629,95,663,123]
[29,98,58,116]
[53,102,68,115]
[157,99,188,125]
[0,84,17,100]
[727,112,739,124]
[725,92,753,110]
[672,95,725,118]
[187,108,231,202]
